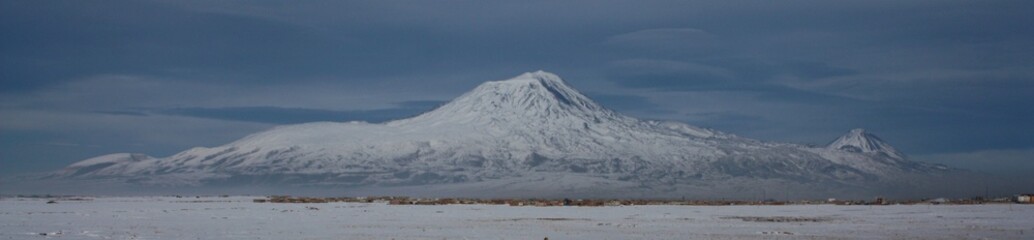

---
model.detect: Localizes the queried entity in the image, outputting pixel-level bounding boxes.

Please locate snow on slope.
[56,71,951,196]
[6,197,1033,240]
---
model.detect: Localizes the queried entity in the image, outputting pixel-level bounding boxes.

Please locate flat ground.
[1,196,1032,239]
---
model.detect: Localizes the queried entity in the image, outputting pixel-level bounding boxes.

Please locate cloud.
[155,101,444,125]
[0,109,272,173]
[788,68,1034,103]
[6,74,216,110]
[583,92,671,115]
[610,59,736,80]
[0,1,358,92]
[604,28,720,56]
[92,110,150,117]
[913,148,1034,177]
[605,58,862,105]
[683,111,771,133]
[0,73,460,112]
[607,59,744,91]
[911,148,1034,195]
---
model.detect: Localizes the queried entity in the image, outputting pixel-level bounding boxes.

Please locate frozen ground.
[1,196,1032,239]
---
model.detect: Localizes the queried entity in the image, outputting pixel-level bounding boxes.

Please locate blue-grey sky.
[2,0,1033,176]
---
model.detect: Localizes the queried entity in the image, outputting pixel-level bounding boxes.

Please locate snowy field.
[2,196,1033,239]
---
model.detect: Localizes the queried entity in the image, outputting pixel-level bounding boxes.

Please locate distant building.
[1016,194,1033,204]
[873,197,887,205]
[929,198,948,204]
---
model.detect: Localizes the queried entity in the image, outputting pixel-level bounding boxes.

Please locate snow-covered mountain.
[827,128,905,160]
[56,71,956,198]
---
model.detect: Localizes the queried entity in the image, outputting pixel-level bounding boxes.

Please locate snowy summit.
[57,71,959,198]
[827,128,905,160]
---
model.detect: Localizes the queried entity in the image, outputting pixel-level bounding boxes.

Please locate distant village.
[252,194,1034,206]
[10,193,1033,206]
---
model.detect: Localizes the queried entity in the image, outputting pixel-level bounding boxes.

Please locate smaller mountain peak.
[844,128,870,138]
[502,70,565,84]
[516,70,559,78]
[827,128,905,159]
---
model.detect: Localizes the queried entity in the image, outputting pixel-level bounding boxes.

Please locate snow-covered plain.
[2,196,1032,239]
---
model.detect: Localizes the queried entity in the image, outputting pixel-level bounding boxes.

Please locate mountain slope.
[55,71,954,197]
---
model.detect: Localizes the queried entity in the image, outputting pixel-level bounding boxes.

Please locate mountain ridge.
[52,71,958,198]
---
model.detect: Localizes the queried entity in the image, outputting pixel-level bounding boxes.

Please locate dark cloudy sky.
[2,1,1032,176]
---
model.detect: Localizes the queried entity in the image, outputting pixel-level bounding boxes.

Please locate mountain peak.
[481,71,570,93]
[827,128,905,159]
[395,71,613,126]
